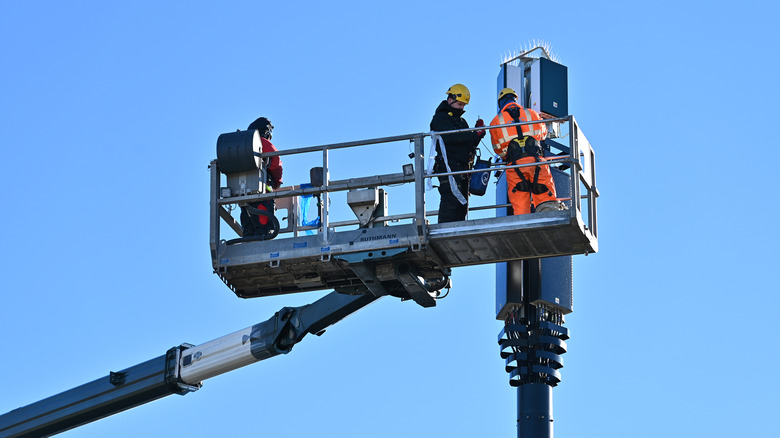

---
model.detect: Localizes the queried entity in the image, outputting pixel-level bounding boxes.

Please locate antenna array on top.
[501,40,561,66]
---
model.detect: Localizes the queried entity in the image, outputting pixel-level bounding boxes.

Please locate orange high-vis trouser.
[506,156,557,215]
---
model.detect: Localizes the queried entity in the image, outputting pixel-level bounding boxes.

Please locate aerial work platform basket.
[209,116,597,307]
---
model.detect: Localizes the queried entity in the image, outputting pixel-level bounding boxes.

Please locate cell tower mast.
[495,45,587,437]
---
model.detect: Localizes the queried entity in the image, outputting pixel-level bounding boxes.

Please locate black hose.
[425,274,451,294]
[226,204,280,245]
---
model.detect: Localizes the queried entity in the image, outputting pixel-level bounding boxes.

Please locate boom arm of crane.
[0,292,378,438]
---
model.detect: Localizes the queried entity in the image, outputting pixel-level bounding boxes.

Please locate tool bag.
[469,150,492,196]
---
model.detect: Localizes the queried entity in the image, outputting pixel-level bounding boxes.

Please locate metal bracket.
[109,371,126,387]
[395,263,436,308]
[165,344,201,395]
[346,262,389,298]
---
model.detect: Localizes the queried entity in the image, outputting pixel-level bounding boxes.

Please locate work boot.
[535,200,568,212]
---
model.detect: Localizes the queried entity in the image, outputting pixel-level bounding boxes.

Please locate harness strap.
[511,156,549,195]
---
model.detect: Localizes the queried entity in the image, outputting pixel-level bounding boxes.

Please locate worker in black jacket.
[430,83,485,223]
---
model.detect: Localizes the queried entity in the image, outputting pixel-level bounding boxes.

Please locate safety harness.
[505,106,550,196]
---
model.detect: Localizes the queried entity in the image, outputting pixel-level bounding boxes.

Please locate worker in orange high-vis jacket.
[489,88,564,215]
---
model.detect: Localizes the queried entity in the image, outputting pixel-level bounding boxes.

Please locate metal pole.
[321,147,329,244]
[496,175,568,438]
[518,383,553,437]
[413,136,426,241]
[568,116,581,223]
[209,161,221,263]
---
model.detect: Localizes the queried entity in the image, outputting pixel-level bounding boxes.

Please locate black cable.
[226,204,280,245]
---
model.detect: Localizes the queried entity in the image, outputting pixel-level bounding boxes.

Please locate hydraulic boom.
[0,292,377,438]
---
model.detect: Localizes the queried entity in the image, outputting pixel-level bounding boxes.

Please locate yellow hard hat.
[498,87,518,101]
[446,84,470,104]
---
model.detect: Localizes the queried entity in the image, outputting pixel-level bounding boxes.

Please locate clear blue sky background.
[2,1,779,437]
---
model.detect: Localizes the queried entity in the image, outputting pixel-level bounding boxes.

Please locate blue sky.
[1,1,779,437]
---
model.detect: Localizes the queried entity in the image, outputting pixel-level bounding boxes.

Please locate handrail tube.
[429,157,574,179]
[253,117,571,159]
[255,132,427,158]
[304,197,588,232]
[218,155,573,205]
[426,116,570,138]
[325,210,436,229]
[217,173,416,205]
[312,197,591,231]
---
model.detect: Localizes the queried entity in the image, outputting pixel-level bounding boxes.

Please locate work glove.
[475,118,486,138]
[494,157,504,181]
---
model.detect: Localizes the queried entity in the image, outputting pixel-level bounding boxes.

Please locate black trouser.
[436,164,470,223]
